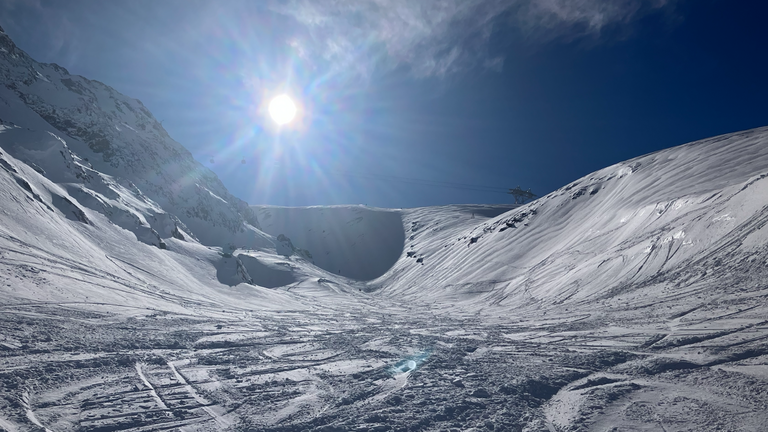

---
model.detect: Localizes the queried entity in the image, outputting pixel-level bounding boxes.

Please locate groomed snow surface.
[2,27,768,432]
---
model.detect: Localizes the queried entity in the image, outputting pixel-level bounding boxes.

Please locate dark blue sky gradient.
[2,0,767,207]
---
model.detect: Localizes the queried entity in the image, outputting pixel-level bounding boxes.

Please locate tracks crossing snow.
[166,361,230,429]
[134,362,169,411]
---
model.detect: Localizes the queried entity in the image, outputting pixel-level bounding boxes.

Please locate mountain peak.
[0,29,264,249]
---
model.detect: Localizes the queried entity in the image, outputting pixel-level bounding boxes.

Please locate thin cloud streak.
[273,0,676,79]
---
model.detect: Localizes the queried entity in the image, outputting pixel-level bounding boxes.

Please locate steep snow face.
[0,28,263,249]
[253,205,405,280]
[0,142,306,310]
[376,127,768,309]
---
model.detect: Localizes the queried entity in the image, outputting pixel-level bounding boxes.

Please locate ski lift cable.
[324,168,513,194]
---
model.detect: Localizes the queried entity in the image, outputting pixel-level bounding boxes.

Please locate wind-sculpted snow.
[377,127,768,309]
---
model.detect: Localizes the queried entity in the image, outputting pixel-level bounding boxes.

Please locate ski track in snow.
[20,390,52,432]
[135,363,169,411]
[167,361,230,429]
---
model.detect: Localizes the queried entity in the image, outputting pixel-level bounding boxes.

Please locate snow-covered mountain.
[2,27,768,432]
[0,25,266,251]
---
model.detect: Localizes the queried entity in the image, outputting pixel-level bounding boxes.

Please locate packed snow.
[1,25,768,432]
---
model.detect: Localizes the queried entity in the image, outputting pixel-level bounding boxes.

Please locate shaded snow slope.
[0,142,311,313]
[253,205,406,280]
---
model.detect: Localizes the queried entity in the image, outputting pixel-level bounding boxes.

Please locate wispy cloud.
[517,0,675,37]
[273,0,676,78]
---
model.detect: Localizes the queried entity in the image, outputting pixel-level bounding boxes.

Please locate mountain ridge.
[0,25,264,249]
[373,126,768,309]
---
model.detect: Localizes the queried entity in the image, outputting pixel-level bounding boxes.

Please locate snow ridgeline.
[3,24,768,318]
[0,25,265,251]
[373,126,768,310]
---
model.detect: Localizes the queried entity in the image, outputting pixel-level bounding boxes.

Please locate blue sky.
[2,0,767,208]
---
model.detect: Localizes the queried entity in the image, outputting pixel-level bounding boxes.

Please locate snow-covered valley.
[1,25,768,432]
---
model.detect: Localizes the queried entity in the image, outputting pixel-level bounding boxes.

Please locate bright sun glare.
[268,94,297,125]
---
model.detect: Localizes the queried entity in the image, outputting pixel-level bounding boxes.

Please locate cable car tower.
[508,186,537,204]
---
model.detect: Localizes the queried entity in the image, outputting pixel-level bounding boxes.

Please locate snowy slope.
[0,25,267,250]
[376,127,768,309]
[0,133,312,312]
[1,26,768,432]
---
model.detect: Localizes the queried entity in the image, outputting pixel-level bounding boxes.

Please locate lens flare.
[390,350,431,375]
[268,94,297,125]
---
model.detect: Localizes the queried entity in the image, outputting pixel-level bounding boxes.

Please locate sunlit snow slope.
[372,127,768,308]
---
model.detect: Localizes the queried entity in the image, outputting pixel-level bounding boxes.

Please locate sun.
[268,94,297,125]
